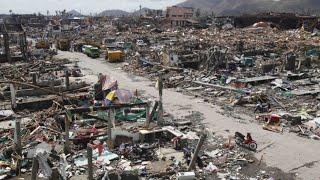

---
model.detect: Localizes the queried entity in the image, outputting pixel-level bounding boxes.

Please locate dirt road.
[57,51,320,180]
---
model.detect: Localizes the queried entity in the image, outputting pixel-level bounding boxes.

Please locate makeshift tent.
[106,89,133,104]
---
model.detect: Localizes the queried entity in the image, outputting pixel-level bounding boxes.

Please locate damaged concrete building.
[0,18,27,62]
[166,6,194,27]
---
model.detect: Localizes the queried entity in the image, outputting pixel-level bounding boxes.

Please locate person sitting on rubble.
[244,133,253,144]
[88,140,104,156]
[89,124,98,136]
[254,101,271,113]
[171,135,183,150]
[123,144,133,158]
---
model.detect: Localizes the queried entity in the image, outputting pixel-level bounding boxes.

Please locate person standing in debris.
[254,102,271,113]
[119,143,126,155]
[244,133,253,144]
[171,135,183,150]
[183,148,192,165]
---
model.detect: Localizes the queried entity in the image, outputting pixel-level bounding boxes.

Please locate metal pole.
[188,134,206,171]
[87,144,93,180]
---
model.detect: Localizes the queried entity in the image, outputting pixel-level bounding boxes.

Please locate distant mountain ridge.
[178,0,320,15]
[97,8,153,17]
[68,10,83,17]
[98,9,130,17]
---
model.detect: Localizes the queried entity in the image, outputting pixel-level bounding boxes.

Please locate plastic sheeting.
[74,149,118,167]
[106,89,133,104]
[100,74,118,91]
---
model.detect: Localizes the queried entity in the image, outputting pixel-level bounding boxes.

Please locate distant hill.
[98,7,162,17]
[68,10,83,17]
[178,0,320,15]
[98,10,130,17]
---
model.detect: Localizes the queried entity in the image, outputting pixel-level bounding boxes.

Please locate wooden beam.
[64,115,71,154]
[157,74,163,124]
[10,83,17,109]
[14,119,22,175]
[144,103,151,128]
[188,134,206,171]
[66,102,148,114]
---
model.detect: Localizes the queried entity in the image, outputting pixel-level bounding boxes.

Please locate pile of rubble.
[0,53,295,179]
[1,11,320,179]
[121,25,320,141]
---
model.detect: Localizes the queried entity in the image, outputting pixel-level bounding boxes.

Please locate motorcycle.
[235,132,257,151]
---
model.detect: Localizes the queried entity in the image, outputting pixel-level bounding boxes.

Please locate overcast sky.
[1,0,185,14]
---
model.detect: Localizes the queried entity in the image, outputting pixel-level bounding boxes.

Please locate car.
[82,45,92,53]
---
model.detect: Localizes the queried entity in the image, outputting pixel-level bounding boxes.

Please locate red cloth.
[90,127,98,134]
[91,144,104,155]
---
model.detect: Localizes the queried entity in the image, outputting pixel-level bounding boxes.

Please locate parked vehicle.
[105,50,124,62]
[82,45,92,52]
[84,46,100,58]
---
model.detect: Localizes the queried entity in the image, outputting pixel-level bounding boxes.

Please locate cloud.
[0,0,185,14]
